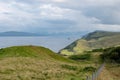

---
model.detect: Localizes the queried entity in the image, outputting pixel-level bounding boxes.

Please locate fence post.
[86,76,89,80]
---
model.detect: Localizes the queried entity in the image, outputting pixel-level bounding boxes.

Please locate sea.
[0,36,80,52]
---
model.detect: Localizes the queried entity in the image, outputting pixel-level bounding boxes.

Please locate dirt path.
[97,67,113,80]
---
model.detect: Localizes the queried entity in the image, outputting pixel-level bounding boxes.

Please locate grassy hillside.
[0,46,73,62]
[97,63,120,80]
[66,46,120,80]
[59,31,120,80]
[98,46,120,80]
[0,46,99,80]
[60,31,120,55]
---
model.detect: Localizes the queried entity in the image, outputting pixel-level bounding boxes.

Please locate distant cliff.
[60,30,120,55]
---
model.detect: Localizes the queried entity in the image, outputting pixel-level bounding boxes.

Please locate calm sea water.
[0,36,80,52]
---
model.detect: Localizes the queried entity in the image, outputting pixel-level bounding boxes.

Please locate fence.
[86,63,105,80]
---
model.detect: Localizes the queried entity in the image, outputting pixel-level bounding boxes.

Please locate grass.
[0,46,100,80]
[0,57,70,80]
[69,53,91,61]
[0,46,73,63]
[97,46,120,80]
[0,57,98,80]
[98,64,120,80]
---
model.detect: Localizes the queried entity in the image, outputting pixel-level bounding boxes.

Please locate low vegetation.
[96,46,120,80]
[100,46,120,63]
[0,46,99,80]
[69,53,91,61]
[98,64,120,80]
[82,66,96,72]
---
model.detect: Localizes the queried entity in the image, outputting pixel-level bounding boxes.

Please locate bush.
[69,53,91,61]
[91,48,104,52]
[101,46,120,63]
[61,64,77,71]
[83,66,96,72]
[71,78,75,80]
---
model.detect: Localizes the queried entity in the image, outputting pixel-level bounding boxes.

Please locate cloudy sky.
[0,0,120,34]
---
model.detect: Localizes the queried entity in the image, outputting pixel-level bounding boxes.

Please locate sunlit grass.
[0,57,99,80]
[0,46,99,80]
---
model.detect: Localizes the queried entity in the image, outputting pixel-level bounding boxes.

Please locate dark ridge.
[82,30,120,40]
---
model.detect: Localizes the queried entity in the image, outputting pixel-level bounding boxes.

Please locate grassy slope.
[60,31,120,55]
[98,46,120,80]
[60,31,120,80]
[0,46,73,62]
[98,64,120,80]
[0,46,98,80]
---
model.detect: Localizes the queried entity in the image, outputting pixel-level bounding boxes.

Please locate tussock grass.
[0,57,98,80]
[0,46,99,80]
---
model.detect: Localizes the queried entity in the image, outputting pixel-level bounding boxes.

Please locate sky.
[0,0,120,34]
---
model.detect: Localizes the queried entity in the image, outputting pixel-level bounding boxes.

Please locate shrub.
[61,64,77,71]
[83,66,96,72]
[69,53,91,61]
[71,78,75,80]
[101,46,120,63]
[91,48,104,52]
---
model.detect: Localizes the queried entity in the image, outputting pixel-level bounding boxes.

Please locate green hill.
[60,30,120,55]
[0,46,98,80]
[0,46,72,62]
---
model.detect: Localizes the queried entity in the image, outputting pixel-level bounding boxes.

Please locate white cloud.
[64,0,120,7]
[96,24,120,31]
[52,0,66,3]
[82,0,120,6]
[0,3,38,29]
[39,4,65,19]
[0,0,120,33]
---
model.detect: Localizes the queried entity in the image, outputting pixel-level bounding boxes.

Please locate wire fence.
[86,63,105,80]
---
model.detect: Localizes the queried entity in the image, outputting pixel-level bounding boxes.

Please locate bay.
[0,36,80,52]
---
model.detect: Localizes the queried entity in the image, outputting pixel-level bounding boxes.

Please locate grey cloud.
[0,0,120,33]
[83,6,120,25]
[1,12,12,15]
[45,19,76,25]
